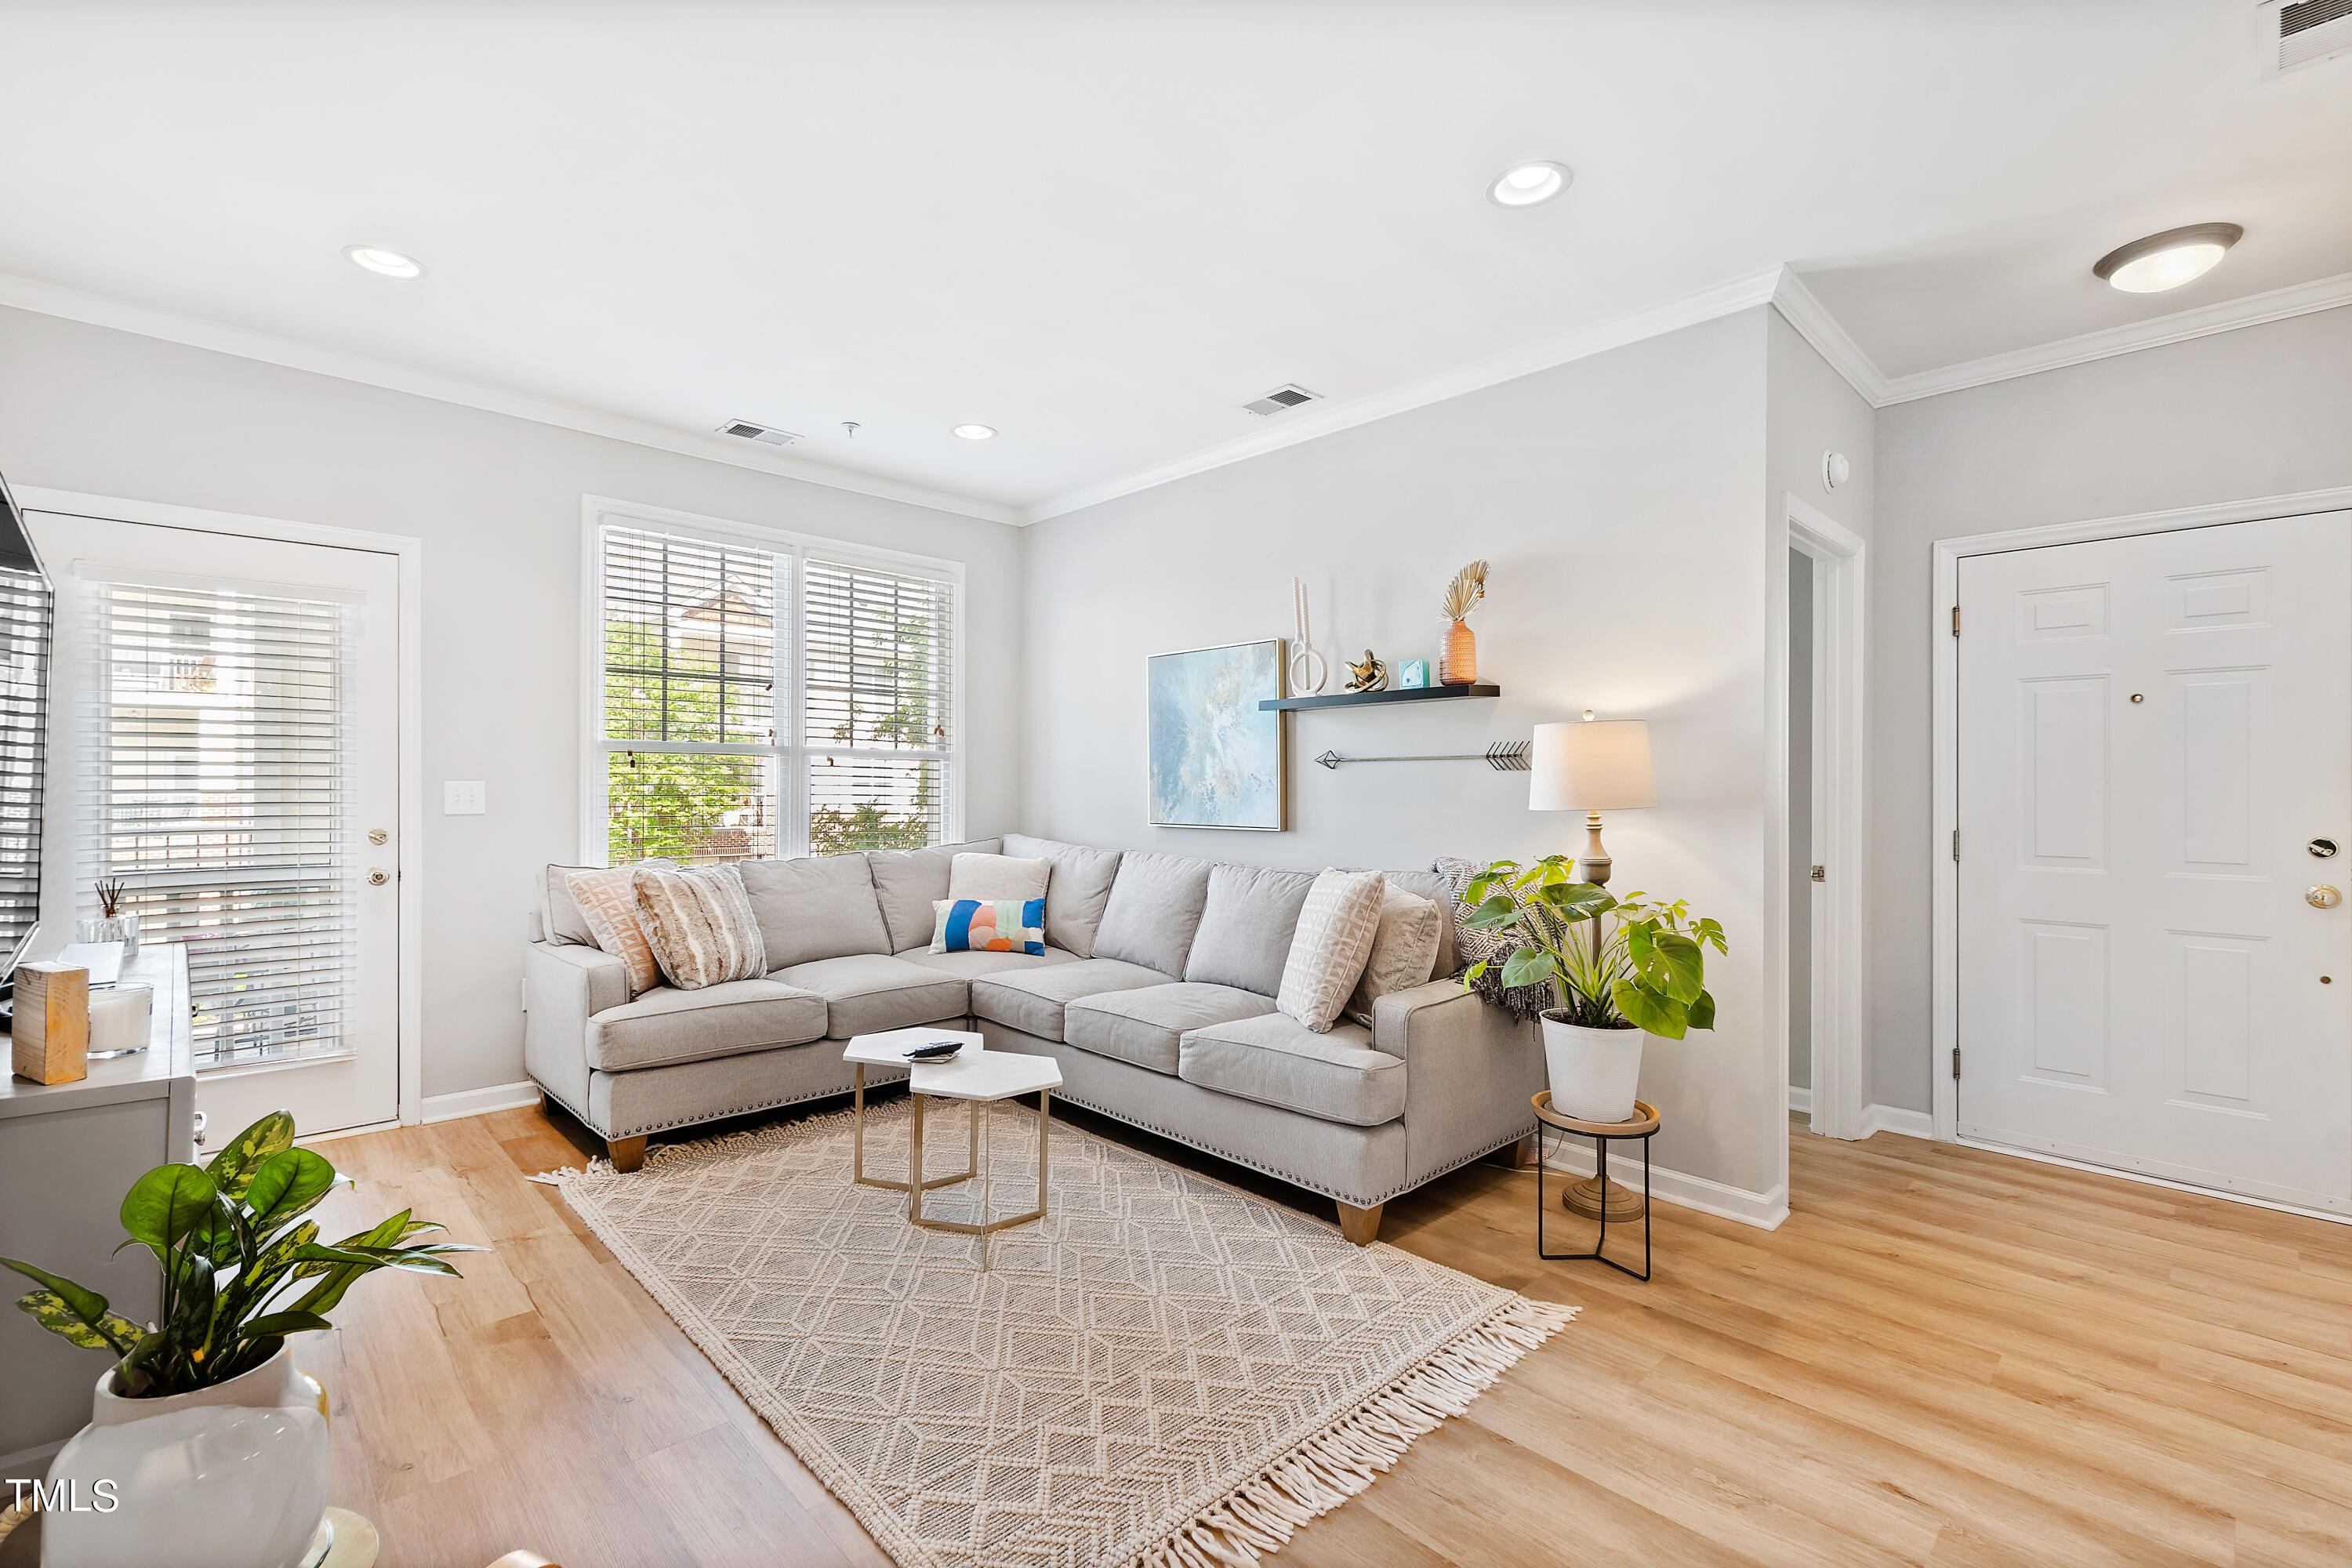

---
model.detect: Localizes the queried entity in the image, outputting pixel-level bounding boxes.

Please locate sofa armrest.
[1374,978,1545,1188]
[523,940,630,1120]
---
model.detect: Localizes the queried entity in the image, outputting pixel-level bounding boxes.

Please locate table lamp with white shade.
[1529,713,1655,889]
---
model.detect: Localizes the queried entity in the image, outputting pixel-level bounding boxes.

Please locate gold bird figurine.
[1345,649,1388,692]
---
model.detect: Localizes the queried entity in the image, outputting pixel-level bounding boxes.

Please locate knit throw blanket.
[1436,857,1559,1022]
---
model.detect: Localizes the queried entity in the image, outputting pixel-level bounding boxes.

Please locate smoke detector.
[1242,384,1323,417]
[716,419,800,447]
[2256,0,2352,76]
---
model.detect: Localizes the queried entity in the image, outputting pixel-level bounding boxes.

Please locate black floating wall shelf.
[1258,683,1499,713]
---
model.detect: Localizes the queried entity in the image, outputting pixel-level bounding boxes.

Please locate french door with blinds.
[31,510,400,1138]
[590,507,960,866]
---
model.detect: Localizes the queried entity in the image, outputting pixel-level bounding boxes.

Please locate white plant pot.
[1541,1014,1648,1123]
[42,1342,332,1568]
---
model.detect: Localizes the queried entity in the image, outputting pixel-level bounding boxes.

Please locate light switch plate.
[444,780,486,815]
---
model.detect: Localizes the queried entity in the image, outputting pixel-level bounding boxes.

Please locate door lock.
[368,869,390,887]
[2309,885,2342,909]
[2311,837,2339,858]
[368,828,388,846]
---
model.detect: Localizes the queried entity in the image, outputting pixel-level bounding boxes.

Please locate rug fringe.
[1123,1296,1577,1568]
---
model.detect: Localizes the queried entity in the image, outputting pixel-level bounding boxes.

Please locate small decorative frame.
[1397,659,1431,690]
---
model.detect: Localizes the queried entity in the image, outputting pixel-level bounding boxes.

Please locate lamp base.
[1573,811,1611,888]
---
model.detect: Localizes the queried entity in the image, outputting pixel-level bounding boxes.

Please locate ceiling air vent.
[1242,384,1323,417]
[716,419,801,447]
[2257,0,2352,75]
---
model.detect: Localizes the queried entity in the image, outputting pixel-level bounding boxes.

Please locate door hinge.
[1810,864,1826,883]
[1951,605,1961,637]
[1952,1046,1962,1080]
[1951,829,1960,862]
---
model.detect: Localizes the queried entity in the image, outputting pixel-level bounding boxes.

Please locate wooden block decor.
[11,963,91,1085]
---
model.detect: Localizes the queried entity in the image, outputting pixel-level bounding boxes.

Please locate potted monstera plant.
[1462,857,1726,1122]
[2,1110,481,1568]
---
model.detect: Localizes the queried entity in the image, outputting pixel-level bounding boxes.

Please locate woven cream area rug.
[552,1098,1574,1568]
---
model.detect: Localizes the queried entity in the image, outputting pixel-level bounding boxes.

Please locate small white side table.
[842,1028,984,1192]
[906,1048,1062,1269]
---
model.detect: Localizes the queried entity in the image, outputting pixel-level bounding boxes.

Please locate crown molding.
[1024,266,1787,524]
[1768,267,1892,406]
[1874,268,2352,406]
[0,271,1018,527]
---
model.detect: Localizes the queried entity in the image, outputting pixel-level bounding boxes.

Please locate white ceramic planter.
[1541,1014,1647,1123]
[42,1343,332,1568]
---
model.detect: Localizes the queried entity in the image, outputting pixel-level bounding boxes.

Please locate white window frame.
[578,495,966,866]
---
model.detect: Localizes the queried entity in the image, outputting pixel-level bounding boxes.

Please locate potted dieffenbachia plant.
[2,1110,481,1568]
[1461,858,1726,1122]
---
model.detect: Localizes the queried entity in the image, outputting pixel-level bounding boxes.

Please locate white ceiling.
[2,2,2347,521]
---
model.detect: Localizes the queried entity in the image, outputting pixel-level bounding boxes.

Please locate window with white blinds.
[84,580,354,1068]
[595,523,957,864]
[0,564,52,967]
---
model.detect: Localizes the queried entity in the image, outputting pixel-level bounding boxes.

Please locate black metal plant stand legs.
[1535,1120,1654,1280]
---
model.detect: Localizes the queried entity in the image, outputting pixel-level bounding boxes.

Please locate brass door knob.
[368,869,390,887]
[2310,885,2342,909]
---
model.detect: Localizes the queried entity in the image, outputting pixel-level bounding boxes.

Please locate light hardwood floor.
[304,1101,2352,1567]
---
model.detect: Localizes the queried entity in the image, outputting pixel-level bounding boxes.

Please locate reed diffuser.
[78,876,141,958]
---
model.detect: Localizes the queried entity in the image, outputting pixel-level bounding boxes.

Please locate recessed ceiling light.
[1486,161,1572,209]
[343,244,423,279]
[2092,223,2242,294]
[952,424,996,441]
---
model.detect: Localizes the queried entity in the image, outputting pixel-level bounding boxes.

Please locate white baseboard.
[420,1080,542,1125]
[1862,1102,1935,1141]
[1788,1084,1813,1115]
[1540,1145,1788,1230]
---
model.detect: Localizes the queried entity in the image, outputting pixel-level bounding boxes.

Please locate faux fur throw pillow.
[632,862,768,991]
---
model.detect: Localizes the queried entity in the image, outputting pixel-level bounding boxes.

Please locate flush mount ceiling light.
[2092,223,2242,293]
[952,424,996,441]
[1486,160,1572,209]
[343,244,424,279]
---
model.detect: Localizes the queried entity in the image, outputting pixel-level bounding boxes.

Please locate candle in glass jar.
[89,983,153,1056]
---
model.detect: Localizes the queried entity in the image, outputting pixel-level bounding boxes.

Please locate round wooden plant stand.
[1532,1091,1661,1280]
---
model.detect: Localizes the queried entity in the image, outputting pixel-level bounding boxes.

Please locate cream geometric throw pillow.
[564,865,666,996]
[1276,869,1388,1033]
[1344,885,1444,1027]
[632,863,768,991]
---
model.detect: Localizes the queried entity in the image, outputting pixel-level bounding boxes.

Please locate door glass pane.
[808,753,943,854]
[88,583,351,1069]
[607,750,776,864]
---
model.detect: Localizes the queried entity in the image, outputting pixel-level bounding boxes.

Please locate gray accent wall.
[1022,310,1794,1200]
[1871,303,2352,1113]
[0,304,1025,1103]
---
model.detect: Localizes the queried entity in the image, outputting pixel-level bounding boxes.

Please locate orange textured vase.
[1439,619,1477,685]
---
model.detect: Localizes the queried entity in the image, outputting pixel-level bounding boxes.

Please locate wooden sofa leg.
[1486,1134,1541,1170]
[608,1135,648,1173]
[1336,1202,1384,1245]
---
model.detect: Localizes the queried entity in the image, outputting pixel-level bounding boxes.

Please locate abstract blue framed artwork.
[1146,639,1287,830]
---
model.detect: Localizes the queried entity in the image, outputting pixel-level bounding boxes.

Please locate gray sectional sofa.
[523,833,1542,1243]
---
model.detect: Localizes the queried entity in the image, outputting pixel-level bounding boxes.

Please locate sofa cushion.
[738,855,894,967]
[971,957,1175,1042]
[774,953,971,1040]
[1178,1011,1404,1127]
[1003,834,1122,957]
[1091,851,1215,978]
[1344,885,1444,1026]
[583,978,828,1073]
[866,837,1004,953]
[1384,868,1460,978]
[1065,982,1277,1076]
[1183,863,1314,996]
[949,852,1051,903]
[895,946,1081,981]
[1277,869,1387,1033]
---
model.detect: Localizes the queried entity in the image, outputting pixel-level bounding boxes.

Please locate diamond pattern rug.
[551,1098,1574,1568]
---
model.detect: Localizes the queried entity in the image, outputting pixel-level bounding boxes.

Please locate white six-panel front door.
[1957,510,2352,1214]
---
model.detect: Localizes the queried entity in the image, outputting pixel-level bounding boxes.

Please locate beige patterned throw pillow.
[633,863,768,990]
[564,865,666,995]
[1345,886,1445,1026]
[1277,869,1388,1033]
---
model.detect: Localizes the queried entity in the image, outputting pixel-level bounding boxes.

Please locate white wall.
[1871,304,2352,1112]
[0,304,1025,1103]
[1022,310,1794,1203]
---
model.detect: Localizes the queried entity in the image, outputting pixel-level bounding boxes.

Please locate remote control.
[902,1040,964,1062]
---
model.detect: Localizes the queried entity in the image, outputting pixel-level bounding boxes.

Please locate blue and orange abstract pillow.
[929,897,1046,956]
